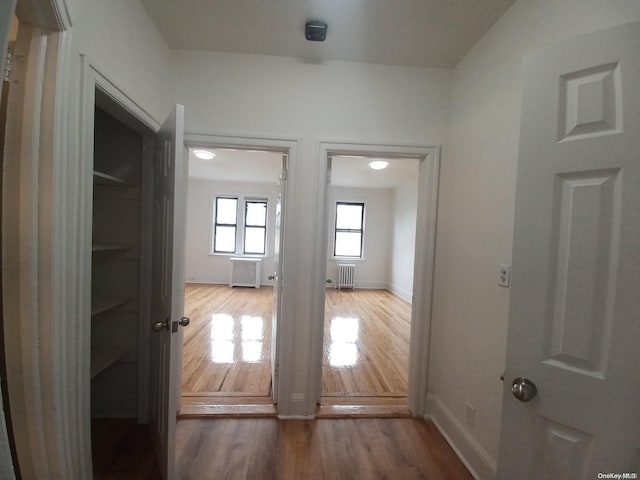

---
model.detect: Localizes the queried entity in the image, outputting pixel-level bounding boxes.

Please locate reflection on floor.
[181,284,411,415]
[322,289,411,398]
[182,284,273,396]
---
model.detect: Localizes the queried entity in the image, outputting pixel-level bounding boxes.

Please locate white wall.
[70,0,174,123]
[185,178,278,285]
[326,186,392,290]
[390,179,418,302]
[173,51,452,413]
[428,1,640,476]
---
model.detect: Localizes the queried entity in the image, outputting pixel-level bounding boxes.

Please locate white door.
[270,154,287,403]
[498,22,640,478]
[149,105,187,480]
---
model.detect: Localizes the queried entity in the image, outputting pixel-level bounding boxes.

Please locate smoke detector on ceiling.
[305,21,327,42]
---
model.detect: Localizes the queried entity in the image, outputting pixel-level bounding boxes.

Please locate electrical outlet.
[465,403,476,427]
[498,264,511,288]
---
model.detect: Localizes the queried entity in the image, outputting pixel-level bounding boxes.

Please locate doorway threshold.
[178,395,277,418]
[317,396,411,418]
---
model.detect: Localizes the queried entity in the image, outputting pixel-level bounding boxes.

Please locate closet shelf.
[93,170,131,186]
[92,242,131,252]
[91,296,130,316]
[91,348,127,378]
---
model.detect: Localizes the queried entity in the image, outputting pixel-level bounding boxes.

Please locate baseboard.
[388,283,412,303]
[185,280,227,285]
[277,415,315,420]
[425,393,496,480]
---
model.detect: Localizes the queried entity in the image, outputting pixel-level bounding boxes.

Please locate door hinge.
[4,52,11,82]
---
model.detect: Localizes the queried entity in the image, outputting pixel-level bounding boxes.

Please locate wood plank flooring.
[322,288,411,397]
[92,418,473,479]
[182,284,273,395]
[175,418,473,480]
[182,285,412,411]
[91,418,161,479]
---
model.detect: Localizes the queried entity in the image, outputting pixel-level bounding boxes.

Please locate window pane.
[335,231,362,257]
[214,226,236,252]
[245,202,267,226]
[244,227,266,254]
[216,198,237,224]
[336,204,363,229]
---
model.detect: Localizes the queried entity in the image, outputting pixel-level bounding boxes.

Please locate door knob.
[267,273,276,280]
[178,317,190,327]
[511,377,537,402]
[152,318,170,332]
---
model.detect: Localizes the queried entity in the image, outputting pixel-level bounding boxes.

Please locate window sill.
[329,257,366,262]
[209,252,269,259]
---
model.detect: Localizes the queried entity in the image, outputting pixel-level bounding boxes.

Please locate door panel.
[498,22,640,478]
[149,105,186,480]
[270,154,287,404]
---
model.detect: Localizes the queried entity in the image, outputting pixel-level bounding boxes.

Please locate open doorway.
[180,146,286,415]
[320,155,420,415]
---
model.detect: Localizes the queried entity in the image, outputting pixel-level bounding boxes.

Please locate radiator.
[336,264,355,290]
[229,258,262,288]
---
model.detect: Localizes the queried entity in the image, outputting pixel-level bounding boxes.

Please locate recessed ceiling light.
[368,160,389,170]
[193,149,216,160]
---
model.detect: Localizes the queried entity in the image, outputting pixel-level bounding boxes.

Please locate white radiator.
[229,258,262,288]
[336,264,355,290]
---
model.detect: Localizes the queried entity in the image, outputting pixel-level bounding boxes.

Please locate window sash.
[213,197,238,253]
[334,201,364,257]
[243,200,267,254]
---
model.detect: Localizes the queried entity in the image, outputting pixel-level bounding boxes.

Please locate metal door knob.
[179,316,190,327]
[152,318,170,332]
[511,377,537,402]
[267,273,276,280]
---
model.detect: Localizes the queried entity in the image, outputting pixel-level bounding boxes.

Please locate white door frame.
[312,141,440,415]
[1,0,77,478]
[78,51,162,464]
[183,132,300,412]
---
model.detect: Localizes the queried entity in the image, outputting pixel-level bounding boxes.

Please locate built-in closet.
[90,90,154,422]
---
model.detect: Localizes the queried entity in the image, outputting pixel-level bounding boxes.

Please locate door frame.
[312,141,440,415]
[183,132,300,410]
[1,0,76,478]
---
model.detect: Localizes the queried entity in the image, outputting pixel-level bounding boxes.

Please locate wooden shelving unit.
[92,242,131,253]
[91,296,130,316]
[90,101,151,421]
[91,348,128,379]
[93,170,130,186]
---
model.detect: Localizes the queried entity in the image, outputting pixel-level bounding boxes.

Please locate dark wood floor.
[92,418,161,479]
[93,417,472,479]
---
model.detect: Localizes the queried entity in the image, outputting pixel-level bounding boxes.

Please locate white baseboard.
[425,393,496,480]
[185,280,226,285]
[388,283,413,303]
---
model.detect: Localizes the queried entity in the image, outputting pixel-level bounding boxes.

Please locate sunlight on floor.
[328,316,359,367]
[209,313,266,363]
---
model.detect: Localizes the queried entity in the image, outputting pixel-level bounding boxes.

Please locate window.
[213,197,238,253]
[244,200,267,254]
[334,202,364,257]
[212,196,268,255]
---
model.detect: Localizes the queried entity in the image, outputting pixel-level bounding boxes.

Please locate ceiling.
[141,0,515,68]
[188,148,419,189]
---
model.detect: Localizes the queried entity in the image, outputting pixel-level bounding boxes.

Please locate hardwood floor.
[322,289,411,397]
[92,417,472,479]
[182,284,273,396]
[182,285,412,412]
[175,418,473,480]
[91,418,161,479]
